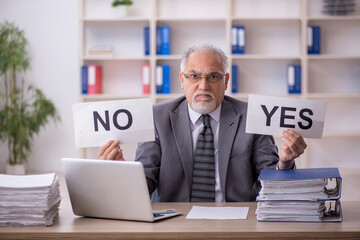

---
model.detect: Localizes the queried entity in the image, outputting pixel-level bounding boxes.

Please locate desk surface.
[1,200,360,240]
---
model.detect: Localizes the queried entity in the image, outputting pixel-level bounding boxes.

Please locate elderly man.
[98,43,307,202]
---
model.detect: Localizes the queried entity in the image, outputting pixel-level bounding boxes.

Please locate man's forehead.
[185,52,223,71]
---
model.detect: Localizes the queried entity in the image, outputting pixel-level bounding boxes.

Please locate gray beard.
[191,95,216,114]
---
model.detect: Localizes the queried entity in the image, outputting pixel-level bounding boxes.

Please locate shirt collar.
[188,103,222,125]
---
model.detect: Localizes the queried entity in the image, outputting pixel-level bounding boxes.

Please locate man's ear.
[224,73,230,90]
[180,72,185,89]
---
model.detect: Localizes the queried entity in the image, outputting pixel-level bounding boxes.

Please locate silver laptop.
[62,158,182,222]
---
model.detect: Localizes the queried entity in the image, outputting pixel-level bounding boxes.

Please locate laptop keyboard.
[153,213,164,218]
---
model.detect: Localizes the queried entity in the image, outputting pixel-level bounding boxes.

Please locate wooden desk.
[1,200,360,239]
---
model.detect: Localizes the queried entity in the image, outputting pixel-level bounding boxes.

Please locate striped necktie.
[191,114,215,202]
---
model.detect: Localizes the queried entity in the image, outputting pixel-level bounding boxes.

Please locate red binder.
[87,65,102,94]
[142,64,150,95]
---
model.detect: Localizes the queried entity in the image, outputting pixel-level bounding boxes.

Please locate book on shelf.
[88,46,114,57]
[286,64,301,94]
[156,65,163,94]
[144,26,150,56]
[308,25,321,55]
[256,168,342,222]
[156,26,171,55]
[155,64,171,94]
[322,0,356,15]
[232,25,245,54]
[0,173,61,227]
[162,64,171,94]
[87,65,103,94]
[142,64,150,95]
[231,64,238,93]
[81,65,88,94]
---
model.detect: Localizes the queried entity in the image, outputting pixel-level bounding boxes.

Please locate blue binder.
[286,64,301,94]
[81,65,88,94]
[144,26,150,56]
[231,64,238,93]
[156,65,163,94]
[231,26,246,54]
[162,65,171,94]
[237,26,245,54]
[160,26,171,55]
[259,168,341,189]
[231,26,237,54]
[308,25,321,54]
[156,27,161,55]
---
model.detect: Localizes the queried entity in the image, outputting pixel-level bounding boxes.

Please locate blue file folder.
[308,25,321,54]
[158,26,170,55]
[162,65,171,94]
[144,26,150,56]
[81,65,88,94]
[231,65,238,93]
[231,26,246,54]
[156,27,161,55]
[287,64,301,94]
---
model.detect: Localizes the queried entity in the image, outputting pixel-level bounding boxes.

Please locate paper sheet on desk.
[186,206,249,219]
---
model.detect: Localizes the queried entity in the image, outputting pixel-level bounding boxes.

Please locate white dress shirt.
[188,104,225,202]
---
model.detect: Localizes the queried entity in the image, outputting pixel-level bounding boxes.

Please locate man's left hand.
[279,129,307,169]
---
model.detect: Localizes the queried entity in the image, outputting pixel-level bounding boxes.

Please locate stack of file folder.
[256,168,342,222]
[0,173,61,226]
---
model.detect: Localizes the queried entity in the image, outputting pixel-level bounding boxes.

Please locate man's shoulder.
[223,95,248,113]
[153,95,187,113]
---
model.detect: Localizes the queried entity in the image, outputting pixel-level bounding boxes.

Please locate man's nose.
[198,77,210,90]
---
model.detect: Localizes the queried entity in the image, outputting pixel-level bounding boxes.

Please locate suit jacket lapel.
[218,99,241,199]
[169,101,194,197]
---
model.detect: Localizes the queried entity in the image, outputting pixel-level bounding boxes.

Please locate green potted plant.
[0,21,60,175]
[112,0,133,17]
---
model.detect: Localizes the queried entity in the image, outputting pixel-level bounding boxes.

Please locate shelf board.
[232,17,301,22]
[155,93,183,99]
[322,131,360,138]
[155,17,226,22]
[80,94,150,101]
[231,55,301,60]
[82,56,150,61]
[307,55,360,60]
[229,93,306,99]
[306,93,360,99]
[155,55,182,60]
[307,16,360,21]
[81,17,150,22]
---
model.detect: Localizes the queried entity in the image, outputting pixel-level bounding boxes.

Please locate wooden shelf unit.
[78,0,360,170]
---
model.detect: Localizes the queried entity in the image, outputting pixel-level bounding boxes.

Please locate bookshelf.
[78,0,360,171]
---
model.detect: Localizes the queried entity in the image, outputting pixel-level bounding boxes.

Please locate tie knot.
[201,114,211,127]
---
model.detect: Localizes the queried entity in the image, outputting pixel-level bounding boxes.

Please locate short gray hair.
[180,43,229,73]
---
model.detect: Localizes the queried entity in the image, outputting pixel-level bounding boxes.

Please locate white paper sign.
[72,98,155,148]
[246,94,327,139]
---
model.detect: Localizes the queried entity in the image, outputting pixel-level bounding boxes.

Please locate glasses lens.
[184,72,224,83]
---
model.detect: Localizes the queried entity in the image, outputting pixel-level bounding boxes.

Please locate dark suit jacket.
[135,95,279,202]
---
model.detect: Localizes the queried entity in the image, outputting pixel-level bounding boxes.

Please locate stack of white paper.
[0,173,61,226]
[257,178,328,201]
[255,168,342,222]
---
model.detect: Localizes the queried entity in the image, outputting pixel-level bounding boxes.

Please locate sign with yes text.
[72,98,155,148]
[245,95,327,138]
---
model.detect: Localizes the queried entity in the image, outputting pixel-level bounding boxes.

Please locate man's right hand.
[97,140,124,161]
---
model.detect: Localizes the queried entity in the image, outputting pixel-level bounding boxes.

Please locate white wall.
[0,0,79,173]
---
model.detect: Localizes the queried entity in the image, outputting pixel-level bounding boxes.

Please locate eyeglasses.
[182,72,226,83]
